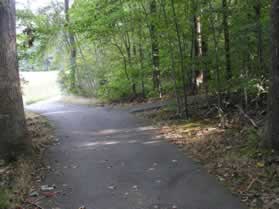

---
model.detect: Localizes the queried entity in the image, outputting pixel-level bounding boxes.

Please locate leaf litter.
[0,112,55,209]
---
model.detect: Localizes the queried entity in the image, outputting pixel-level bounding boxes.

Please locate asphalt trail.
[27,100,246,209]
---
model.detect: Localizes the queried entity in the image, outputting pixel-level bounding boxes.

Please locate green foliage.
[18,0,272,105]
[17,2,66,71]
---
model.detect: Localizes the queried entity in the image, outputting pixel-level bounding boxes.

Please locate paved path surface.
[27,100,246,209]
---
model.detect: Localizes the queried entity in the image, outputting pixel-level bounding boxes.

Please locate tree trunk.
[254,0,264,74]
[64,0,77,92]
[193,15,204,93]
[139,45,145,98]
[138,26,145,98]
[125,39,137,97]
[208,0,223,125]
[170,0,189,118]
[189,0,204,94]
[162,0,182,115]
[222,0,232,81]
[202,37,209,95]
[267,0,279,149]
[0,0,28,160]
[150,0,161,96]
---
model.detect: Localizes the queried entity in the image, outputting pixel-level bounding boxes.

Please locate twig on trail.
[246,177,258,192]
[24,199,45,209]
[235,105,258,129]
[24,190,62,209]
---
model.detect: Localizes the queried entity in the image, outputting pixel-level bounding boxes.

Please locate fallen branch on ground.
[235,105,258,129]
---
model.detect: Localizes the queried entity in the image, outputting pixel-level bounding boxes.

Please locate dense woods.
[13,0,279,147]
[17,0,271,119]
[67,0,271,108]
[0,0,277,155]
[17,0,270,105]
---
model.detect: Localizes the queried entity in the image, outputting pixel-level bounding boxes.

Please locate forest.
[1,0,279,208]
[16,0,279,145]
[17,0,270,104]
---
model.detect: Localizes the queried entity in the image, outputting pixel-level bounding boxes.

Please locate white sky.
[16,0,72,12]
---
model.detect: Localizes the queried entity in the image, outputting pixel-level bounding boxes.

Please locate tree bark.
[0,0,28,160]
[267,0,279,149]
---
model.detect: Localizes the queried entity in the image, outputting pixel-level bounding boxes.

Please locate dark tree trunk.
[222,0,232,81]
[267,0,279,149]
[125,37,137,97]
[254,0,264,74]
[208,1,222,112]
[138,15,145,98]
[0,0,28,160]
[64,0,77,91]
[202,37,209,95]
[170,0,189,118]
[150,0,161,96]
[139,45,145,98]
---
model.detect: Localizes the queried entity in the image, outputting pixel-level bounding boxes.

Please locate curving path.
[27,99,246,209]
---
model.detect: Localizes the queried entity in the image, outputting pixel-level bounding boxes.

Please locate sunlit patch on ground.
[77,126,164,150]
[72,126,160,137]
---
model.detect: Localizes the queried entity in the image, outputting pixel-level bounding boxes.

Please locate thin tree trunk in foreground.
[0,0,28,160]
[267,0,279,150]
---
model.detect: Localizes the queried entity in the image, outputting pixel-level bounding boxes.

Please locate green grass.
[0,189,9,209]
[20,71,61,105]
